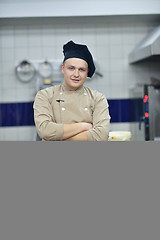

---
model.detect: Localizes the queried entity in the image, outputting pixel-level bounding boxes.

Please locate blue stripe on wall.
[0,99,143,127]
[0,102,34,127]
[108,98,143,123]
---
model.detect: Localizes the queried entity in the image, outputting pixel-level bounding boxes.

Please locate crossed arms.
[63,122,92,141]
[33,89,110,141]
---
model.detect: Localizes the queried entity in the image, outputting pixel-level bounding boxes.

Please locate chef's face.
[62,58,88,91]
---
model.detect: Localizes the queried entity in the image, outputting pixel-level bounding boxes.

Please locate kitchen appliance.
[129,25,160,63]
[131,82,160,141]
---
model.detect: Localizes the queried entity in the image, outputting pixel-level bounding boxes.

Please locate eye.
[69,66,74,70]
[79,68,85,72]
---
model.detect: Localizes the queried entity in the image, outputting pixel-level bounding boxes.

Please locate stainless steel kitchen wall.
[0,16,160,140]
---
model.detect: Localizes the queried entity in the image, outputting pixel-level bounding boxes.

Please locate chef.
[33,40,110,141]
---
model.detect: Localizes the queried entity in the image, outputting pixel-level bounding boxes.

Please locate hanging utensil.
[15,60,36,83]
[38,60,53,79]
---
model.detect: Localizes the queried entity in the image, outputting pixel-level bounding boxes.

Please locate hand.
[82,122,93,131]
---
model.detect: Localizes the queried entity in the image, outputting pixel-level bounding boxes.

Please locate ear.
[61,64,64,74]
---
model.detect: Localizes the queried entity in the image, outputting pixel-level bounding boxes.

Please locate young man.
[33,40,110,141]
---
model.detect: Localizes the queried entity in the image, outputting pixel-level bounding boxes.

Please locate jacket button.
[60,92,63,95]
[61,107,65,111]
[84,107,88,111]
[84,92,87,96]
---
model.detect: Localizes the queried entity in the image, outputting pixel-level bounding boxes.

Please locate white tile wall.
[0,16,160,140]
[0,126,36,141]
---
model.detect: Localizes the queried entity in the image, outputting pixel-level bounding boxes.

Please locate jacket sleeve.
[86,92,111,141]
[33,89,63,141]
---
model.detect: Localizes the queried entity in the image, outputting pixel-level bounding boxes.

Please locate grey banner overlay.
[0,142,159,240]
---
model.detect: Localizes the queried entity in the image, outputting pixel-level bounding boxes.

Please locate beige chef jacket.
[33,84,111,141]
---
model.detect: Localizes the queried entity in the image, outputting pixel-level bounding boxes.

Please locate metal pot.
[15,60,36,83]
[38,60,53,79]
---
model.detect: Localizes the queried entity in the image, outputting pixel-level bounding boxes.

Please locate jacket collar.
[61,83,84,94]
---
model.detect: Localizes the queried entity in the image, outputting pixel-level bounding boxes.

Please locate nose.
[74,69,79,77]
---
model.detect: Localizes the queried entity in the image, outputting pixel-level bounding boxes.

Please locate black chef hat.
[63,40,95,78]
